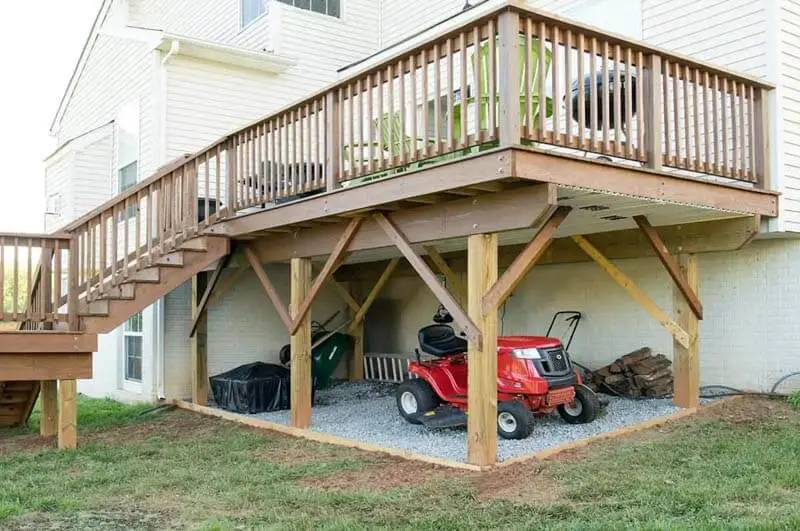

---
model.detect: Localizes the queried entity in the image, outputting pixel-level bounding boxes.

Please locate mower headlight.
[513,348,542,360]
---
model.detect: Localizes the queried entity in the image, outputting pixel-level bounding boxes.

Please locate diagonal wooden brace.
[346,257,400,334]
[244,244,293,333]
[634,215,703,319]
[374,212,482,346]
[572,234,690,349]
[289,217,363,335]
[482,205,571,314]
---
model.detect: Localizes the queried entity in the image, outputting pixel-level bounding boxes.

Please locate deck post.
[753,87,771,190]
[643,54,663,171]
[40,380,58,437]
[58,379,77,449]
[191,272,209,406]
[348,282,364,381]
[673,253,700,408]
[290,258,313,429]
[467,233,498,467]
[498,10,521,147]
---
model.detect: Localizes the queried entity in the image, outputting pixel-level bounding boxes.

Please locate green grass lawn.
[1,396,798,530]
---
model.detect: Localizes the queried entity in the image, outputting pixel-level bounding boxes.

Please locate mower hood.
[497,336,563,350]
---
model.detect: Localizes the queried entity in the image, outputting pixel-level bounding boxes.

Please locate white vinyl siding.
[43,151,74,233]
[72,133,114,220]
[780,0,800,231]
[163,281,192,400]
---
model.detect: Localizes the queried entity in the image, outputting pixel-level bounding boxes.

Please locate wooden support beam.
[290,258,313,429]
[482,206,571,314]
[348,281,364,381]
[0,353,93,381]
[347,257,400,334]
[634,215,703,319]
[424,246,466,305]
[243,244,292,333]
[189,246,237,338]
[191,272,209,406]
[673,254,700,408]
[327,276,361,314]
[289,218,363,335]
[58,379,77,449]
[374,213,482,346]
[571,235,691,349]
[467,233,498,467]
[40,380,58,437]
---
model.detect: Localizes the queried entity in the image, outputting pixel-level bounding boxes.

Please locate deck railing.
[0,233,72,329]
[5,2,773,331]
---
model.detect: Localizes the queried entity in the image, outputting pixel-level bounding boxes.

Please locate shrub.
[789,391,800,410]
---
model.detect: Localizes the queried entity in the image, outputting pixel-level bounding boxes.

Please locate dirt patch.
[250,436,357,465]
[692,396,798,426]
[301,458,461,493]
[475,460,565,504]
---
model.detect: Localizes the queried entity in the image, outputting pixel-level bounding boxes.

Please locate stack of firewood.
[585,347,673,398]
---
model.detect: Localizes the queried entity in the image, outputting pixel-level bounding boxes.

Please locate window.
[241,0,266,27]
[117,100,140,217]
[278,0,340,18]
[123,312,143,382]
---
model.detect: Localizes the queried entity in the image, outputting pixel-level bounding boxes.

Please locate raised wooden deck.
[0,1,777,456]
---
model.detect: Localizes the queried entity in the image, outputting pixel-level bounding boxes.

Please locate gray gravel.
[248,380,699,463]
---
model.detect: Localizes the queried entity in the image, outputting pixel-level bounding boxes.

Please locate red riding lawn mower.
[396,309,600,439]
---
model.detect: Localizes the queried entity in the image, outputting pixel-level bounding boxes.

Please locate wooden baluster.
[378,70,386,170]
[578,34,586,148]
[421,48,429,155]
[613,44,622,155]
[739,82,746,178]
[135,192,141,270]
[693,68,701,171]
[124,198,130,278]
[713,74,720,173]
[26,238,32,320]
[487,19,496,139]
[539,23,549,139]
[589,37,598,146]
[411,52,418,156]
[673,61,681,167]
[111,205,118,285]
[524,19,534,139]
[68,235,78,331]
[315,99,322,187]
[625,48,634,158]
[400,59,409,162]
[683,65,691,169]
[357,78,364,175]
[302,106,308,190]
[722,78,729,176]
[602,41,610,154]
[662,59,671,165]
[473,27,481,144]
[565,29,574,146]
[446,39,454,151]
[146,186,153,261]
[459,31,468,148]
[704,72,712,173]
[99,212,107,290]
[552,26,561,143]
[12,238,18,319]
[731,80,739,178]
[54,240,62,321]
[387,65,395,167]
[636,51,645,159]
[433,43,441,154]
[269,119,276,199]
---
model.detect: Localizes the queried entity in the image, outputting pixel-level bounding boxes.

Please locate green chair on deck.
[452,34,554,148]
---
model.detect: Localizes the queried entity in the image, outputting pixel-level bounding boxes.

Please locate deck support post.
[40,380,58,437]
[673,254,700,408]
[467,233,498,467]
[290,258,313,429]
[58,379,77,449]
[348,282,364,381]
[643,54,663,170]
[191,272,209,406]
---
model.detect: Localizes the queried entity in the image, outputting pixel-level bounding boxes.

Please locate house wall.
[779,0,800,231]
[43,151,74,233]
[72,134,114,220]
[162,265,348,400]
[365,238,800,393]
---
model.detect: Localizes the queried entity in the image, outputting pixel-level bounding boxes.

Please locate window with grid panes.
[123,312,143,382]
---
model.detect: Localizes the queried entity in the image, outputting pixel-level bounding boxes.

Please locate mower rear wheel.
[558,384,600,424]
[396,379,439,424]
[497,401,534,439]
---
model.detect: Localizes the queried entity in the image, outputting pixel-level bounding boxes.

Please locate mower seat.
[418,324,467,357]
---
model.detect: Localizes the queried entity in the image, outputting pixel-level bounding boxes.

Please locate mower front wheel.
[396,379,439,424]
[497,401,534,439]
[557,384,600,424]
